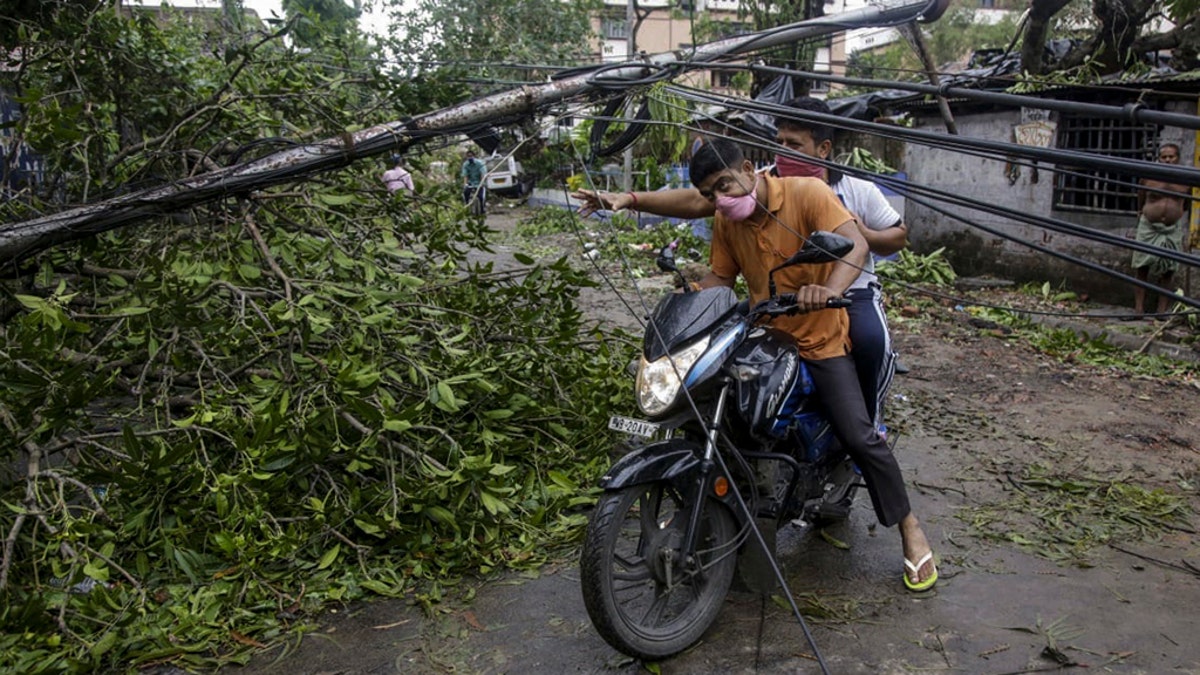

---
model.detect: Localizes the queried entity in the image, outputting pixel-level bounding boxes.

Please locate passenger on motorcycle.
[771,96,907,432]
[583,137,937,592]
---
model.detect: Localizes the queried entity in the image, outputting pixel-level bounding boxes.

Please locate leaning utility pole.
[0,0,949,265]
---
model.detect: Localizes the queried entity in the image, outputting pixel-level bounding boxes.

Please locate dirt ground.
[235,206,1200,675]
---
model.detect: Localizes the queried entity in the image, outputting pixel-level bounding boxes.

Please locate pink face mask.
[775,153,825,179]
[715,184,759,221]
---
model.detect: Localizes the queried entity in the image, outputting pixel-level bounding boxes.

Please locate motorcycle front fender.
[598,439,704,491]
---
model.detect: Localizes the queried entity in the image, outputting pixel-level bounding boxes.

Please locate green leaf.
[488,464,516,476]
[354,518,383,536]
[317,544,341,570]
[434,381,460,412]
[424,505,458,528]
[316,193,356,206]
[547,470,576,489]
[14,294,46,310]
[479,490,510,516]
[360,579,405,597]
[818,529,850,550]
[90,630,118,659]
[83,559,110,582]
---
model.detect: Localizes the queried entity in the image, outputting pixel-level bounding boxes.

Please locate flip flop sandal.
[904,551,938,592]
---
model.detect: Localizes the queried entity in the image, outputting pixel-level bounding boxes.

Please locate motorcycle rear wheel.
[580,483,739,660]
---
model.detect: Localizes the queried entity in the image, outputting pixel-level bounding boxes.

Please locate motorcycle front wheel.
[580,482,739,660]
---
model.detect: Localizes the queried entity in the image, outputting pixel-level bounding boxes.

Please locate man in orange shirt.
[688,138,936,592]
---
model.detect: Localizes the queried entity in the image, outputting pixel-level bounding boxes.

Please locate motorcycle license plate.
[608,415,659,438]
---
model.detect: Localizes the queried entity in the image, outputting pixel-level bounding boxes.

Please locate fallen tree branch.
[244,211,294,303]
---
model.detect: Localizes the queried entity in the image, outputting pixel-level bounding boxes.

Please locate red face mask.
[775,153,825,179]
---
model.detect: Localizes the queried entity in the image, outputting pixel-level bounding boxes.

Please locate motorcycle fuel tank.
[729,326,816,441]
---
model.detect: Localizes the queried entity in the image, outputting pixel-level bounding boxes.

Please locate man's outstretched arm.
[572,188,715,219]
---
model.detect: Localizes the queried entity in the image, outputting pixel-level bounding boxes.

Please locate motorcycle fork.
[679,382,731,564]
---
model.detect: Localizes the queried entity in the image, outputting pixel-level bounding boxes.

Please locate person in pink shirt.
[382,156,413,193]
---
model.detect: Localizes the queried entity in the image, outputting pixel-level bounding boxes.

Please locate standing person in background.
[1131,142,1190,318]
[461,149,487,214]
[574,96,909,431]
[382,155,413,194]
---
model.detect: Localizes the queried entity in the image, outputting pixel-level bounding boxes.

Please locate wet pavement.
[239,426,1200,674]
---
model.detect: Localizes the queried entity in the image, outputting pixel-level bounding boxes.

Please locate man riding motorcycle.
[581,137,937,592]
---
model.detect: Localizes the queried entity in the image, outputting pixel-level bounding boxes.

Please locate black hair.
[774,96,844,185]
[1160,142,1181,154]
[690,137,745,187]
[774,96,835,145]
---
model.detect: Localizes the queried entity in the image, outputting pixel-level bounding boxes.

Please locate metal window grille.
[601,18,628,40]
[1053,115,1158,215]
[712,70,735,88]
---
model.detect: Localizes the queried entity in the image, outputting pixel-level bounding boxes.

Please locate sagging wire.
[734,62,1200,131]
[607,91,1200,319]
[692,0,945,65]
[480,88,1200,297]
[560,131,659,330]
[667,83,1200,187]
[586,61,683,90]
[722,120,1200,313]
[656,87,1200,271]
[897,185,1200,315]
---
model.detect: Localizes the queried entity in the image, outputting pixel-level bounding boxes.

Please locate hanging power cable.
[595,91,1200,319]
[667,84,1200,187]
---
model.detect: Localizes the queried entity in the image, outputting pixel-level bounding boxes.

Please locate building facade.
[592,0,843,97]
[897,86,1199,304]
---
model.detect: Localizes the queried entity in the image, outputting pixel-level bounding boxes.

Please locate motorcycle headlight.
[636,335,711,416]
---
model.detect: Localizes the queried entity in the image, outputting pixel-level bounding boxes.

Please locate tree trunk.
[1057,0,1157,74]
[1020,0,1074,75]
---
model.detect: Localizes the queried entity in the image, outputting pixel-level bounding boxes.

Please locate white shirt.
[831,174,901,291]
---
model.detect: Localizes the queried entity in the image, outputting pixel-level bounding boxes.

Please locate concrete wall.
[899,100,1196,305]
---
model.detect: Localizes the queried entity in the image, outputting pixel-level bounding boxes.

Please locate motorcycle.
[579,231,867,660]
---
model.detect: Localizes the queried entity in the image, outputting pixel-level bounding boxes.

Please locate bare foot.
[899,513,935,585]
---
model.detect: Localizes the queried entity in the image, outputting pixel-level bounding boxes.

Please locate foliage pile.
[513,206,712,280]
[959,463,1192,566]
[957,303,1200,378]
[876,247,958,286]
[1,181,630,672]
[0,5,631,672]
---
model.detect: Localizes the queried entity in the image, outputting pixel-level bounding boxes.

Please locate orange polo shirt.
[710,174,855,361]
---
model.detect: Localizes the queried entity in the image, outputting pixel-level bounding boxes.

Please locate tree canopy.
[842,0,1200,91]
[384,0,601,89]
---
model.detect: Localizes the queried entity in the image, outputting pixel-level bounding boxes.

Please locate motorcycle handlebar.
[755,294,852,317]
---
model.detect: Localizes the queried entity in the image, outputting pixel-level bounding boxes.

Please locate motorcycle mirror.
[766,231,855,298]
[780,231,854,267]
[656,245,679,273]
